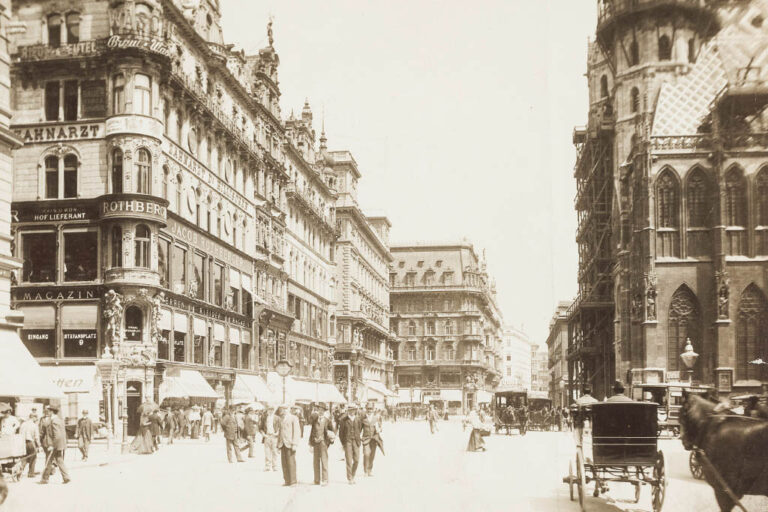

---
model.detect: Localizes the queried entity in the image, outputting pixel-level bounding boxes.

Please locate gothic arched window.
[658,35,672,60]
[657,170,680,257]
[725,167,747,255]
[600,75,609,98]
[686,168,710,256]
[668,286,700,375]
[756,168,768,255]
[736,284,768,381]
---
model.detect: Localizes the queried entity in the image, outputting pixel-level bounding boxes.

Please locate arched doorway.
[126,380,143,436]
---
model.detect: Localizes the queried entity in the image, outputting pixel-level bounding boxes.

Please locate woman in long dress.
[130,412,155,454]
[466,405,486,452]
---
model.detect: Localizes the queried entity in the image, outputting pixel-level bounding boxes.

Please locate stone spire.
[319,108,327,151]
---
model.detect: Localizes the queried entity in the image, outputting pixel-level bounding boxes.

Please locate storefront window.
[125,306,143,342]
[174,331,186,362]
[64,231,97,281]
[194,333,205,365]
[22,232,56,283]
[158,329,170,360]
[158,238,170,288]
[213,263,223,307]
[172,245,187,294]
[20,305,56,358]
[192,253,205,300]
[62,304,98,358]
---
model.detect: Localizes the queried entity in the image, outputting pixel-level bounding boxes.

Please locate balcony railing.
[285,183,334,229]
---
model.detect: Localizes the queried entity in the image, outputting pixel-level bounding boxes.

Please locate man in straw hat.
[259,404,280,472]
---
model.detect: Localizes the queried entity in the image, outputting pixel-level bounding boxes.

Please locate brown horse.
[679,392,768,511]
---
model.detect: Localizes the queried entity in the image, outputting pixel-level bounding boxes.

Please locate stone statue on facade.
[645,273,657,321]
[103,289,124,347]
[716,271,730,320]
[150,292,164,346]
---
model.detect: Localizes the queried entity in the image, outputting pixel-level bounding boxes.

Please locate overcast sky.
[221,1,597,344]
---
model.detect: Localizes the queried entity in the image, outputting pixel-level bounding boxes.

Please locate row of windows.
[391,297,480,313]
[393,270,455,287]
[656,166,768,258]
[287,293,328,340]
[618,35,696,70]
[21,230,97,283]
[399,319,481,337]
[46,12,80,48]
[665,284,768,382]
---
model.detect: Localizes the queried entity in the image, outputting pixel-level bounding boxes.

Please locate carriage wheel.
[652,451,667,512]
[689,451,704,480]
[576,450,586,512]
[568,460,575,501]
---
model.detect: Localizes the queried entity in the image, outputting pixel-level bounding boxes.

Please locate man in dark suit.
[75,410,94,461]
[361,403,380,477]
[338,403,362,484]
[309,402,332,486]
[40,406,70,484]
[220,408,244,463]
[243,407,257,458]
[149,410,163,450]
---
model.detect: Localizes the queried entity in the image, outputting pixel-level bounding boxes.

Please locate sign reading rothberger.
[100,197,167,222]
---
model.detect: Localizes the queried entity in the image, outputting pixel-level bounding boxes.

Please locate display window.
[64,231,98,281]
[22,232,56,283]
[20,305,56,358]
[62,304,98,358]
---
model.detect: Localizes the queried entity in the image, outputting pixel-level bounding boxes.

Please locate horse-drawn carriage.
[631,383,713,438]
[491,388,528,435]
[563,401,667,511]
[528,394,554,431]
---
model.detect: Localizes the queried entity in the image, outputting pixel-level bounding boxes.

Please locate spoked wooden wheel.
[576,450,586,511]
[652,451,667,512]
[689,451,704,480]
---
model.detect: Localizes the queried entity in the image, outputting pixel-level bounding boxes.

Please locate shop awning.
[364,379,395,400]
[44,365,101,394]
[319,383,347,403]
[265,372,319,404]
[232,373,276,403]
[0,330,63,399]
[397,388,421,403]
[476,390,493,403]
[159,369,218,401]
[440,389,462,401]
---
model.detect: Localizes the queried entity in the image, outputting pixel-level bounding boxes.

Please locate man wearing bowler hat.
[338,402,363,484]
[277,404,300,486]
[309,402,332,485]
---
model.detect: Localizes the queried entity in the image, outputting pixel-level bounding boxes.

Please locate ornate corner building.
[570,0,768,400]
[6,0,350,433]
[389,243,503,413]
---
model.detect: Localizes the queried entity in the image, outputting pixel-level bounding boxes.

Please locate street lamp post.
[275,359,293,404]
[95,349,120,452]
[680,338,699,386]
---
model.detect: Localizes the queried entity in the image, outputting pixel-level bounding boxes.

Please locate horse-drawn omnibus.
[563,400,667,511]
[631,382,713,437]
[491,387,528,435]
[528,391,554,431]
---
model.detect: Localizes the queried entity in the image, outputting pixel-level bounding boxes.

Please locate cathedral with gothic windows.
[570,0,768,400]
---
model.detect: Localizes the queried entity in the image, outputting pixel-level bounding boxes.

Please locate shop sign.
[12,286,99,302]
[106,35,169,57]
[17,40,103,61]
[162,293,251,328]
[165,218,250,272]
[12,203,98,223]
[105,115,163,140]
[20,329,56,358]
[101,197,167,222]
[165,143,253,214]
[125,323,142,342]
[63,330,99,358]
[12,123,103,143]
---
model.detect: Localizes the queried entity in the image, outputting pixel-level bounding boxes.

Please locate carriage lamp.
[680,339,699,385]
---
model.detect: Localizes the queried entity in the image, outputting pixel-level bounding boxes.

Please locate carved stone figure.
[150,292,164,345]
[103,289,124,347]
[645,273,657,321]
[717,271,730,319]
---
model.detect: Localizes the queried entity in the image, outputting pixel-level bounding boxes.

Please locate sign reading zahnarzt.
[13,123,103,143]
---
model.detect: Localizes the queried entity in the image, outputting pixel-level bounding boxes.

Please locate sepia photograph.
[0,0,767,511]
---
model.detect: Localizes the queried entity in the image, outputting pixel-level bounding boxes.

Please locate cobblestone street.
[3,420,766,512]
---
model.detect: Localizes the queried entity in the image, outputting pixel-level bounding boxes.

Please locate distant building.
[531,345,550,396]
[390,242,503,413]
[501,326,532,391]
[546,301,571,408]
